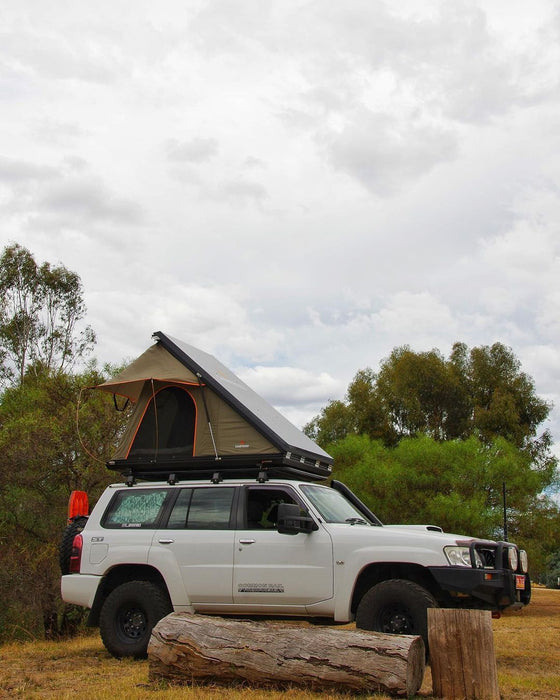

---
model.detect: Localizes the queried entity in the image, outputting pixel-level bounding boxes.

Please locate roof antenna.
[502,481,508,542]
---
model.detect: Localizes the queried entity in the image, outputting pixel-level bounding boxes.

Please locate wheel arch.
[350,562,441,615]
[87,564,171,627]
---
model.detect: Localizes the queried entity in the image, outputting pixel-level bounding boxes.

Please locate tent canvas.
[95,332,332,481]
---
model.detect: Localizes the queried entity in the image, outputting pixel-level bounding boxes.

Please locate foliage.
[327,433,559,578]
[0,245,128,640]
[305,342,552,454]
[543,550,560,589]
[0,361,128,641]
[0,243,95,387]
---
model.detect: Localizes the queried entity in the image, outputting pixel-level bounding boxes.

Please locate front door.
[232,485,333,611]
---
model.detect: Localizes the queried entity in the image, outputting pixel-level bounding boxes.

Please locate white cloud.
[165,138,219,163]
[38,177,144,226]
[1,0,560,455]
[324,109,458,195]
[238,365,345,406]
[0,156,56,184]
[370,292,457,346]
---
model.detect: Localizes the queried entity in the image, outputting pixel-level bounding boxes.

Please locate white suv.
[61,475,531,658]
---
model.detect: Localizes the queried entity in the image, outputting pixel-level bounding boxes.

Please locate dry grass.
[0,587,558,699]
[492,586,560,699]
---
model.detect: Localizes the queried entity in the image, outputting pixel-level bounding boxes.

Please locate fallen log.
[148,613,425,697]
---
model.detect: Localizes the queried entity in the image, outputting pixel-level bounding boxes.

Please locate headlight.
[519,549,529,573]
[507,547,519,571]
[444,546,483,568]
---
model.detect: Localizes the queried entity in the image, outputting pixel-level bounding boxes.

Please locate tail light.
[69,534,83,573]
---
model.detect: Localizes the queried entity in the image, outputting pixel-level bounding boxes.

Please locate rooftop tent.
[95,332,333,481]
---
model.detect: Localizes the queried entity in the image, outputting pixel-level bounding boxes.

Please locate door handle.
[239,539,256,545]
[158,538,175,544]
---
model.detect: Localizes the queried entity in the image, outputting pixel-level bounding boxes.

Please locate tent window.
[129,386,196,458]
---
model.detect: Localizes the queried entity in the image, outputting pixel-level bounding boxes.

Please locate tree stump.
[428,609,500,699]
[148,613,425,696]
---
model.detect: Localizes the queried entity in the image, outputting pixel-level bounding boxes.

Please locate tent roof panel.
[155,332,333,464]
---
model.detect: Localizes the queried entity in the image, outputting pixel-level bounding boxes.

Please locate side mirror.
[277,503,318,535]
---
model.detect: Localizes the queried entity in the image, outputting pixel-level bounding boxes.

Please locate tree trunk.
[148,613,425,697]
[428,609,500,700]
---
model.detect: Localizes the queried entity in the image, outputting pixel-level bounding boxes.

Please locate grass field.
[0,587,558,699]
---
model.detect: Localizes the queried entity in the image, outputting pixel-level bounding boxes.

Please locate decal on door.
[238,583,285,593]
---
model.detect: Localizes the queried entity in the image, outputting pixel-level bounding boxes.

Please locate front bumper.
[428,566,531,609]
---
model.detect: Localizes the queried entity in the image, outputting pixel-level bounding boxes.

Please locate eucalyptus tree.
[0,243,95,387]
[305,342,552,458]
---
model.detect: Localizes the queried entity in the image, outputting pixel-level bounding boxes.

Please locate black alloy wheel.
[99,580,172,659]
[355,578,438,647]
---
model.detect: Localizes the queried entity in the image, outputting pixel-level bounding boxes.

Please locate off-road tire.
[355,578,438,646]
[99,580,172,659]
[59,516,88,575]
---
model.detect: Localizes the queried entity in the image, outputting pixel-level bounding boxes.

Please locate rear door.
[88,487,172,572]
[150,485,237,606]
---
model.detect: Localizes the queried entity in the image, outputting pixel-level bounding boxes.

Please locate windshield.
[300,485,373,524]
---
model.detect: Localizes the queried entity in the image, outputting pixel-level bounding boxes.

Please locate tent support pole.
[151,379,159,461]
[197,373,219,460]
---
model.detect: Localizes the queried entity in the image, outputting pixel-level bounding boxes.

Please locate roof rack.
[108,452,331,484]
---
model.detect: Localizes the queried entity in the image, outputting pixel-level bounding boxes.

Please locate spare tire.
[59,516,88,575]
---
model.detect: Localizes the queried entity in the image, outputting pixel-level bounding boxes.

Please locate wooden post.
[428,609,500,700]
[149,612,425,696]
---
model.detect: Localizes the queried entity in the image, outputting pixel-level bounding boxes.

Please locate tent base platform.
[106,452,331,483]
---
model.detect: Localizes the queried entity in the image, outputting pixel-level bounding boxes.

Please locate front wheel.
[355,578,438,646]
[99,581,172,658]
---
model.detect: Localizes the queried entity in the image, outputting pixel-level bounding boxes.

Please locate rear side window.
[102,489,170,528]
[166,487,235,529]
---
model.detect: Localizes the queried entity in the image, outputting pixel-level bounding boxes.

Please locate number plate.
[515,574,526,590]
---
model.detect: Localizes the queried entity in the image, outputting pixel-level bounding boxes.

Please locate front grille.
[477,546,497,568]
[472,541,520,571]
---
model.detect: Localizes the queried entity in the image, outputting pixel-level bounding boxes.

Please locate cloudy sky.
[2,0,560,451]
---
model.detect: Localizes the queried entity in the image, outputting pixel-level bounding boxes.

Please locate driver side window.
[244,487,298,530]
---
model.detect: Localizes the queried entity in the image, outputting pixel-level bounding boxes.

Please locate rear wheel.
[99,581,172,658]
[356,578,438,646]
